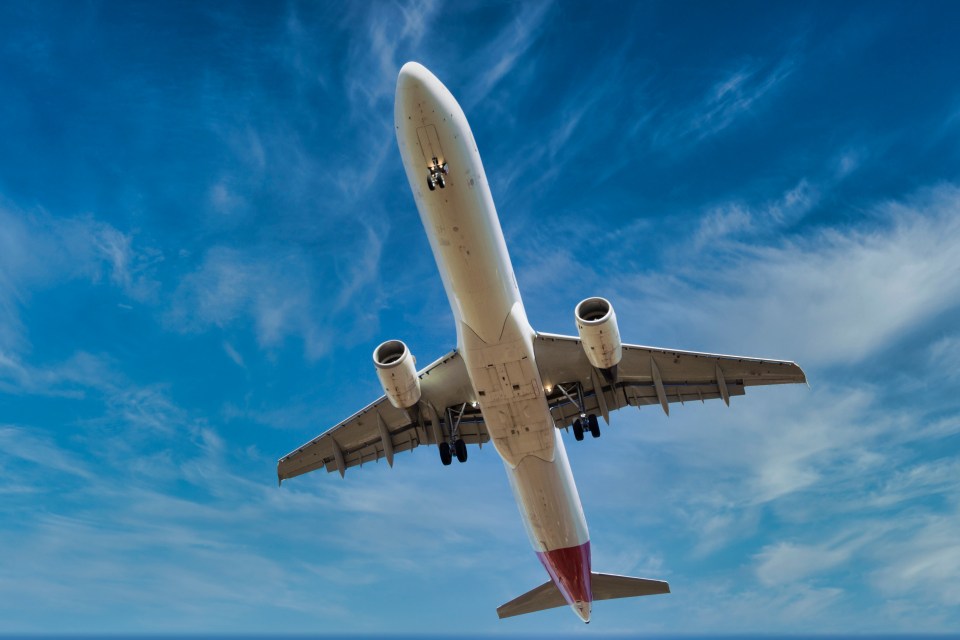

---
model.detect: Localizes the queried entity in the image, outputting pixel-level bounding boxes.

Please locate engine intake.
[575,297,623,371]
[373,340,422,409]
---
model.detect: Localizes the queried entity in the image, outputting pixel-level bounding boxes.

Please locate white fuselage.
[395,63,592,620]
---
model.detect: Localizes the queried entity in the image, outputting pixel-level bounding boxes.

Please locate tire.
[573,418,585,441]
[454,438,468,463]
[439,441,452,466]
[588,414,601,438]
[437,175,446,188]
[427,176,436,191]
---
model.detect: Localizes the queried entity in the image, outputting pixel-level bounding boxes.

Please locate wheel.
[427,176,436,191]
[572,418,584,441]
[437,175,446,188]
[439,441,452,466]
[454,438,468,463]
[588,414,601,438]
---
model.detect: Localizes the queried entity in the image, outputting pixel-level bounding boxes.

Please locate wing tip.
[793,362,809,386]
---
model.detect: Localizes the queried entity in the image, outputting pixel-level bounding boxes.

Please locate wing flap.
[534,332,805,428]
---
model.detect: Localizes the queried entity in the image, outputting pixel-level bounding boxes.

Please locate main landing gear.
[438,403,469,466]
[426,156,449,191]
[438,439,468,466]
[555,382,601,441]
[572,414,600,441]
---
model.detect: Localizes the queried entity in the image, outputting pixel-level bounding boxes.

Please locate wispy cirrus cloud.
[0,346,531,631]
[167,225,387,359]
[462,2,554,110]
[692,178,819,249]
[612,183,960,365]
[755,537,863,587]
[168,245,327,356]
[652,56,797,151]
[554,178,960,630]
[0,425,95,482]
[0,203,160,351]
[576,371,960,629]
[343,0,441,111]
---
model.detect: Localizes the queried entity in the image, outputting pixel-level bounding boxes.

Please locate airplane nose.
[397,61,433,93]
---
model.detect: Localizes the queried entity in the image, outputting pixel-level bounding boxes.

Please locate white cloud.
[928,334,960,380]
[222,341,245,368]
[653,56,797,150]
[0,349,113,397]
[614,183,960,366]
[692,178,819,249]
[0,344,534,630]
[0,426,95,481]
[463,2,553,109]
[755,540,855,586]
[168,245,327,356]
[344,0,441,111]
[0,204,160,352]
[870,513,960,607]
[834,148,865,180]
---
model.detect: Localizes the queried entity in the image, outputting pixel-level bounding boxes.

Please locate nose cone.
[395,61,450,127]
[397,61,431,87]
[396,61,441,100]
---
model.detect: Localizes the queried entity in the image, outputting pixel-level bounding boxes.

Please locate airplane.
[277,61,807,623]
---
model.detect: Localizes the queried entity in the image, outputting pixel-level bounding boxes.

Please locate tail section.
[497,572,670,620]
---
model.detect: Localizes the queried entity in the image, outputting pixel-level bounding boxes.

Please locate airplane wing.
[533,332,806,426]
[277,350,488,482]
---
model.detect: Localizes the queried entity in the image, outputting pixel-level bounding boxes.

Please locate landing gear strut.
[426,156,449,191]
[557,382,601,442]
[437,402,469,465]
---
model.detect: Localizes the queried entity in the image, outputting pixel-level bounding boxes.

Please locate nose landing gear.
[426,156,449,191]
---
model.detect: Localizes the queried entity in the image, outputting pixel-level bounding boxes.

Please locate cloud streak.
[652,55,797,151]
[0,203,159,352]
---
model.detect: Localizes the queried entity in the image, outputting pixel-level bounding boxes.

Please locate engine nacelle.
[373,340,422,409]
[575,297,623,370]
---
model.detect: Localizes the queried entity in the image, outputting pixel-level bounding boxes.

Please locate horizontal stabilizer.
[592,572,670,600]
[497,579,567,619]
[497,572,670,619]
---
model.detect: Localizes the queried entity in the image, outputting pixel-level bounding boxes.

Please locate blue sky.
[2,0,959,634]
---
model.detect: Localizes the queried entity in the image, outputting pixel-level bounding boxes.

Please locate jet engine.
[575,297,623,372]
[373,339,422,409]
